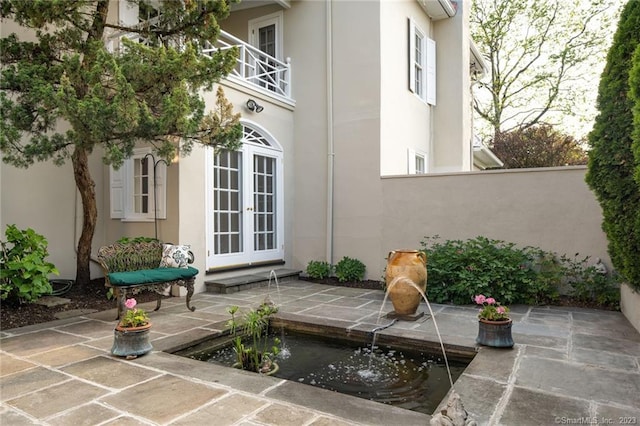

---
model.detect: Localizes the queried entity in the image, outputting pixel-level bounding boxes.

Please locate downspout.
[326,0,335,265]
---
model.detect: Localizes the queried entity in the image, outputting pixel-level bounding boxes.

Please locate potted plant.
[474,294,514,348]
[227,302,281,374]
[111,298,153,359]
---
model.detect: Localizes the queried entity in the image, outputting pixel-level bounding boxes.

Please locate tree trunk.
[72,146,97,286]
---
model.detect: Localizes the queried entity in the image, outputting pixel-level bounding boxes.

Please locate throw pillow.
[160,244,191,268]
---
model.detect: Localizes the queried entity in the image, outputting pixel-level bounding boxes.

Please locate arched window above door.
[242,123,282,151]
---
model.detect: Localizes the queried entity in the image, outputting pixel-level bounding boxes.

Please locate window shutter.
[407,149,417,174]
[110,166,125,219]
[408,18,416,93]
[426,38,436,105]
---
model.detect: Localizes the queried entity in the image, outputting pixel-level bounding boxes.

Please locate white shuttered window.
[408,18,436,106]
[110,148,166,221]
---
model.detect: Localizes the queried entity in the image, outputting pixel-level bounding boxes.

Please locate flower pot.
[476,318,514,348]
[111,322,153,358]
[385,250,427,315]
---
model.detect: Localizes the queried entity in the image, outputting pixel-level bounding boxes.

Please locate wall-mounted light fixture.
[246,99,264,113]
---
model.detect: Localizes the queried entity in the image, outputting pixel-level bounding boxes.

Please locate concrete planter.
[476,319,514,348]
[620,283,640,334]
[111,322,153,358]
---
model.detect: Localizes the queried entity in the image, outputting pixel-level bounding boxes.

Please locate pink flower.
[496,306,506,314]
[474,294,486,305]
[486,297,496,305]
[124,298,137,309]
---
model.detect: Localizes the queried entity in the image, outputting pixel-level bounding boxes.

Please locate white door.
[206,125,284,270]
[248,12,283,92]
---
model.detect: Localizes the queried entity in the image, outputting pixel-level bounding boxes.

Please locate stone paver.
[55,308,98,319]
[498,387,590,426]
[56,319,113,339]
[27,344,103,368]
[1,367,69,401]
[35,296,71,307]
[101,375,227,424]
[0,353,37,376]
[61,356,161,389]
[0,406,35,426]
[171,393,268,425]
[6,379,107,419]
[1,329,87,356]
[47,403,120,426]
[516,356,640,408]
[252,402,317,426]
[1,280,639,426]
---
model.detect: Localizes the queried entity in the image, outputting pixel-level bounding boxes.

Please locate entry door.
[249,13,282,92]
[207,141,283,269]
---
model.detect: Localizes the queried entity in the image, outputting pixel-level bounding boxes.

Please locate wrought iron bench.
[97,241,198,319]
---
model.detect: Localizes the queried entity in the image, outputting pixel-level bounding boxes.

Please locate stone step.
[204,268,301,294]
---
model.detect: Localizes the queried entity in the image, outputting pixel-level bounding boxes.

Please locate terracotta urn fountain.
[385,250,427,316]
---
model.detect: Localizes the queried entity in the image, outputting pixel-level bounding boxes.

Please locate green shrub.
[0,225,58,302]
[306,260,333,279]
[334,256,366,282]
[560,255,621,309]
[420,236,559,305]
[421,236,621,308]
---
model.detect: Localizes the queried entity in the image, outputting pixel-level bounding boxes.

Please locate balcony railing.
[203,30,291,101]
[105,28,292,102]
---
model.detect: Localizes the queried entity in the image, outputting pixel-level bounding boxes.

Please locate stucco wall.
[432,0,473,172]
[287,0,331,266]
[1,151,106,280]
[222,4,282,44]
[329,0,384,275]
[371,166,610,279]
[379,1,432,176]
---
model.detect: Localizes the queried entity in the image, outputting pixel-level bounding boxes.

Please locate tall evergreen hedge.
[631,44,640,186]
[586,1,640,290]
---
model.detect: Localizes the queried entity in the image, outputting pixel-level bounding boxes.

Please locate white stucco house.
[1,0,500,290]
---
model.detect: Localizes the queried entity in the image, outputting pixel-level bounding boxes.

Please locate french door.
[248,12,282,93]
[206,132,283,270]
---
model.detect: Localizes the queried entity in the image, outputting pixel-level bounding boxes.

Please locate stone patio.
[1,280,639,425]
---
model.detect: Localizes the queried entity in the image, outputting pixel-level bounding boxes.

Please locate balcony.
[105,28,293,105]
[203,30,292,104]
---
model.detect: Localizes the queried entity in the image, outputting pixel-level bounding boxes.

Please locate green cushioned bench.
[97,241,198,319]
[108,266,199,286]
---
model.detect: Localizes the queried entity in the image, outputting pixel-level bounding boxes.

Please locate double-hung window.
[413,27,425,98]
[110,148,166,221]
[408,18,436,105]
[408,149,427,174]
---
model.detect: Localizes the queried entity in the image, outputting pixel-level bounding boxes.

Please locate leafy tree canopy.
[0,0,243,284]
[471,0,617,140]
[490,124,587,169]
[0,0,240,169]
